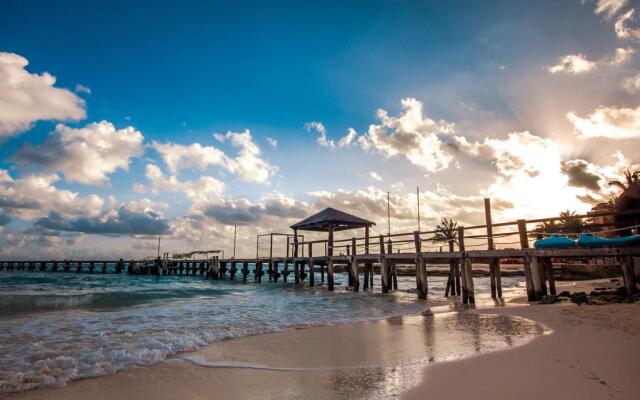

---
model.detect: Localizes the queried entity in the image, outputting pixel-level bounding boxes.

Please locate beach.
[4,278,639,400]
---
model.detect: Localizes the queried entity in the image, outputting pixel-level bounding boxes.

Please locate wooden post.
[414,231,427,300]
[530,256,547,299]
[308,243,314,287]
[621,256,638,296]
[269,233,274,281]
[544,258,557,296]
[484,198,499,298]
[518,219,536,301]
[364,226,371,290]
[457,226,470,304]
[379,235,389,293]
[293,229,300,284]
[387,239,395,291]
[327,224,334,291]
[351,237,359,292]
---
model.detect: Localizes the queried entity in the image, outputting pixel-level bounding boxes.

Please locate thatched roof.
[290,207,375,232]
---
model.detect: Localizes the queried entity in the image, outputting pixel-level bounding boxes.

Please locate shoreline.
[3,280,640,399]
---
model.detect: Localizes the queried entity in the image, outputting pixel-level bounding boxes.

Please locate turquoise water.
[0,269,523,393]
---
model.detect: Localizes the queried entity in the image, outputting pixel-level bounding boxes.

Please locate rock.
[570,292,589,305]
[558,291,571,297]
[589,293,624,305]
[610,278,620,283]
[539,295,558,304]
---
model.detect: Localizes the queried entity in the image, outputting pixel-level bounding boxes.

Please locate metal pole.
[157,236,161,258]
[417,186,421,232]
[387,191,391,238]
[233,225,237,259]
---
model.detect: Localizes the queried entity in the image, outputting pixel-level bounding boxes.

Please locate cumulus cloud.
[358,98,454,172]
[201,195,310,226]
[34,205,170,236]
[545,48,634,74]
[622,73,640,93]
[14,121,144,185]
[305,121,334,148]
[567,105,640,139]
[0,52,85,139]
[615,9,640,40]
[595,0,629,19]
[142,164,226,204]
[152,130,276,184]
[560,159,603,191]
[0,169,103,220]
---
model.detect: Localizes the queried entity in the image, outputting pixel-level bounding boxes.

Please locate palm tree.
[432,218,458,248]
[531,210,586,238]
[609,169,640,192]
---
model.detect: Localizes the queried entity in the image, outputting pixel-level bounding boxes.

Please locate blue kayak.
[576,233,640,248]
[533,234,576,249]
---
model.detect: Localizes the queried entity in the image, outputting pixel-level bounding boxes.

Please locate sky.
[0,0,639,259]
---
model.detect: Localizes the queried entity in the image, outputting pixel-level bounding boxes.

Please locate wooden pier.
[2,201,639,304]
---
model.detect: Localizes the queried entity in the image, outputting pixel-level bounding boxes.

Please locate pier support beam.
[621,256,638,296]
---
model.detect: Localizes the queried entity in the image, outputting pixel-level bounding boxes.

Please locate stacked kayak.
[533,233,640,249]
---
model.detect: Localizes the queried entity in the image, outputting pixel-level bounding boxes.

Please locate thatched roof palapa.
[290,207,375,232]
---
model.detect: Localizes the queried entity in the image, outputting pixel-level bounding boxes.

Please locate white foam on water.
[0,271,527,394]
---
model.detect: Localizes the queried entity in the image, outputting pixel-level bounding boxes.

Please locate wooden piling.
[517,220,536,301]
[379,235,389,293]
[413,231,427,300]
[351,237,359,292]
[530,256,547,299]
[484,198,500,298]
[327,224,335,291]
[308,243,314,287]
[545,258,557,296]
[621,256,638,296]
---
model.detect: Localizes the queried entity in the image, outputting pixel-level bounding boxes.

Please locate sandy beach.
[4,279,638,400]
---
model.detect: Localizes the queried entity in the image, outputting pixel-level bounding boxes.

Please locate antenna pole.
[233,225,237,259]
[417,186,421,232]
[387,191,391,238]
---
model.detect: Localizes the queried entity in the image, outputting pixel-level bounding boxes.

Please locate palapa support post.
[308,243,315,287]
[518,219,536,301]
[351,237,359,292]
[621,256,638,296]
[414,231,427,300]
[484,198,502,298]
[379,235,389,293]
[327,223,335,291]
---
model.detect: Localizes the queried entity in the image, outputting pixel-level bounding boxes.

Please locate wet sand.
[5,280,640,400]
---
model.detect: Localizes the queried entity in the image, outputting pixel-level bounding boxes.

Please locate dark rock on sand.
[539,295,558,304]
[570,292,589,305]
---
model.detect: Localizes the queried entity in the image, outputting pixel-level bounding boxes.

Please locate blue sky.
[0,0,639,258]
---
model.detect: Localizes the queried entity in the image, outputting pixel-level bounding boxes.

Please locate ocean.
[0,268,526,394]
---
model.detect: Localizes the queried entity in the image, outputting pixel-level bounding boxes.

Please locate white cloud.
[595,0,628,19]
[567,105,640,139]
[546,47,634,74]
[152,130,276,184]
[266,137,278,148]
[357,98,454,172]
[0,52,86,139]
[143,164,226,205]
[14,121,145,185]
[305,121,334,148]
[0,170,103,220]
[338,128,358,147]
[74,84,91,94]
[615,9,640,40]
[546,54,597,74]
[151,141,229,174]
[369,171,383,182]
[622,73,640,93]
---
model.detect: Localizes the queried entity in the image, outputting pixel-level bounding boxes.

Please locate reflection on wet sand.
[310,312,545,400]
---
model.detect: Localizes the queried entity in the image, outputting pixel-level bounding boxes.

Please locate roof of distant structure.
[290,207,375,232]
